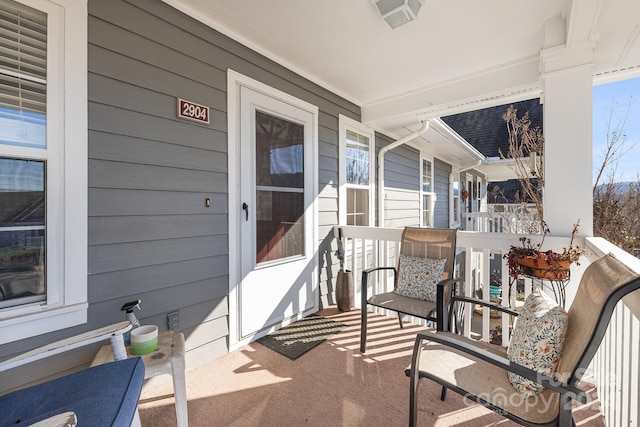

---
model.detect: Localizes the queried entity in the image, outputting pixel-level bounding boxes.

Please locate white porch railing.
[585,237,640,427]
[334,225,640,427]
[462,203,540,234]
[335,225,586,345]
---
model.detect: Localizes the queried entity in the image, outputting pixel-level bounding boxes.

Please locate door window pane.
[255,110,303,188]
[256,191,304,263]
[0,158,45,308]
[255,110,305,264]
[346,188,369,226]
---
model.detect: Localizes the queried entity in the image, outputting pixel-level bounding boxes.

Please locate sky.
[592,77,640,183]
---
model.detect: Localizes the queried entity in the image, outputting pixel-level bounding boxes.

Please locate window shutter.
[0,1,46,115]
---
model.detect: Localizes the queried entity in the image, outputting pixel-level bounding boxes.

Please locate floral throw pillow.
[394,255,446,302]
[506,288,569,397]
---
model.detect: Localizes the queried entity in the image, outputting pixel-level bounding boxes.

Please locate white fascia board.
[429,118,485,160]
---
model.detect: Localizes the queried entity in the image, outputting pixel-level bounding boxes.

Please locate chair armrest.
[361,266,397,305]
[451,295,520,317]
[362,266,397,275]
[0,321,132,371]
[434,278,464,331]
[407,331,587,403]
[447,294,519,334]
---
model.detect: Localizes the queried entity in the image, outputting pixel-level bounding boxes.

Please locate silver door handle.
[242,202,249,221]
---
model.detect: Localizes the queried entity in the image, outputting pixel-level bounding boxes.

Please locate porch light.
[371,0,423,29]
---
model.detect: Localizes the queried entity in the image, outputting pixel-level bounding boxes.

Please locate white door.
[238,86,316,339]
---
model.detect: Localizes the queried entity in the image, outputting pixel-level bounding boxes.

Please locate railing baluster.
[464,247,473,338]
[350,235,357,306]
[501,254,511,347]
[481,248,491,342]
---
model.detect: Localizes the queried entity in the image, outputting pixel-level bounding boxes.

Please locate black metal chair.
[405,253,640,427]
[360,227,459,353]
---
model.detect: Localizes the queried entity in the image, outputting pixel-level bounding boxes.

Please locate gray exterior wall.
[379,135,421,228]
[0,0,359,385]
[433,158,452,228]
[377,136,452,230]
[0,0,464,389]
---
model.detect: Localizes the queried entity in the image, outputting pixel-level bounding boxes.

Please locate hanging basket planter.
[505,221,584,281]
[516,253,571,280]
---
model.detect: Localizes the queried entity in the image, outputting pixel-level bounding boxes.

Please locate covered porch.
[136,225,639,426]
[1,0,640,425]
[138,308,605,427]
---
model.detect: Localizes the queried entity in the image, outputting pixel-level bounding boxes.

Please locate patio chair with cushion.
[360,227,459,353]
[0,322,145,427]
[405,253,640,427]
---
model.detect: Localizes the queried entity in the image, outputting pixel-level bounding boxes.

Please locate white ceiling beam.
[540,0,600,81]
[361,56,541,126]
[363,1,603,127]
[565,0,602,48]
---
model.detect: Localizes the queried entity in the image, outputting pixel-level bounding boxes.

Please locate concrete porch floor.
[138,308,605,427]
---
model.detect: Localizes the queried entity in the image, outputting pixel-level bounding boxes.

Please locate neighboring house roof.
[439,99,544,202]
[440,98,543,158]
[487,179,540,203]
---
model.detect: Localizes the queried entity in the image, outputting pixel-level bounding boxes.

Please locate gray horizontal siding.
[0,0,359,381]
[378,133,421,227]
[85,0,358,367]
[89,257,228,302]
[89,0,359,370]
[90,131,227,172]
[89,215,227,245]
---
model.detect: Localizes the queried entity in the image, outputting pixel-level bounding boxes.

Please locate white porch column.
[540,45,594,237]
[538,5,599,237]
[541,65,593,236]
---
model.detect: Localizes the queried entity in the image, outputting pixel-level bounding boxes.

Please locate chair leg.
[409,378,419,427]
[360,305,368,353]
[398,313,404,329]
[559,394,576,427]
[440,386,447,401]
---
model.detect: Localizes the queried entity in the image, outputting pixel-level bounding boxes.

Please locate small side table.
[91,330,188,427]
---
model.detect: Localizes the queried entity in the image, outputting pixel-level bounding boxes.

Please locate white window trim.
[338,115,375,226]
[0,0,88,345]
[450,172,461,228]
[477,177,485,212]
[420,156,436,228]
[466,177,474,213]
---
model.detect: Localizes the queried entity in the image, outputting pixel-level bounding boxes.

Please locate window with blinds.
[0,0,47,309]
[0,0,47,147]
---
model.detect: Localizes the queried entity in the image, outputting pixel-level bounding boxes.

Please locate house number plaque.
[177,98,210,124]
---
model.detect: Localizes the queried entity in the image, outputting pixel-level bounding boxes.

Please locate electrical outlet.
[167,310,180,331]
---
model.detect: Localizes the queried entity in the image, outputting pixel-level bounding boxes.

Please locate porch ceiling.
[165,0,640,139]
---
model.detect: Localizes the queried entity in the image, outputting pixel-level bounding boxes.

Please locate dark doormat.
[256,315,347,360]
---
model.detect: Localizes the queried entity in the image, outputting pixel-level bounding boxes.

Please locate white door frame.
[227,70,319,350]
